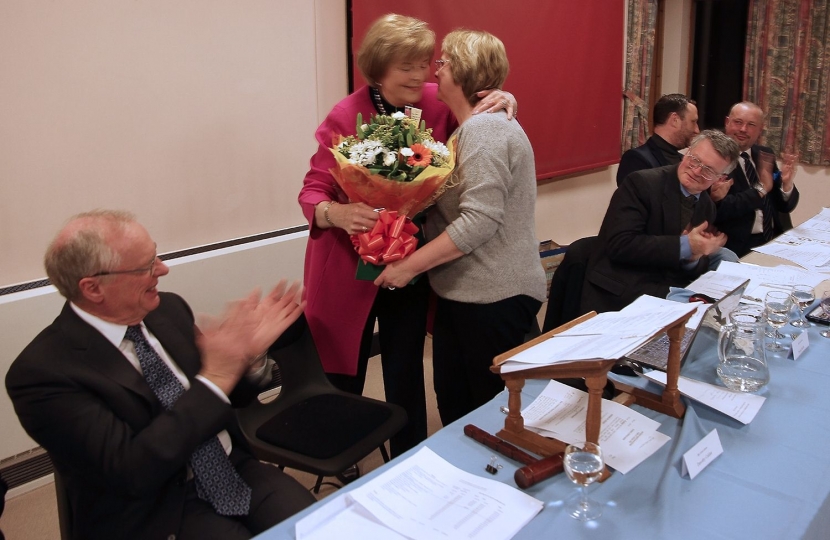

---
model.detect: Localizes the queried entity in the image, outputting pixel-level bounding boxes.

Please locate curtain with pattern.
[621,0,659,154]
[745,0,830,165]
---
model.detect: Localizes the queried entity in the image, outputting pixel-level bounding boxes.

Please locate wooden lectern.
[490,309,695,481]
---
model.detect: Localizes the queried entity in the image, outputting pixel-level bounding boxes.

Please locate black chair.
[542,236,598,332]
[236,318,408,493]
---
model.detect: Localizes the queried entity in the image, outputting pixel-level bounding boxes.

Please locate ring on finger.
[388,286,396,290]
[500,99,508,107]
[362,225,368,232]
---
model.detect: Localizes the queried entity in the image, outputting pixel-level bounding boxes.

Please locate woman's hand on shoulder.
[472,90,517,120]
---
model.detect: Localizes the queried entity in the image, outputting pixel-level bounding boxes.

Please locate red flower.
[406,144,433,167]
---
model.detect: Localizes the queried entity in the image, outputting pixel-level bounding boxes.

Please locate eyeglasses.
[92,254,159,278]
[434,59,450,69]
[685,153,722,182]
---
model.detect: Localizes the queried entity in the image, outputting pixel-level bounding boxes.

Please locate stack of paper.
[715,261,825,304]
[521,380,670,474]
[499,296,699,373]
[296,447,543,540]
[753,207,830,272]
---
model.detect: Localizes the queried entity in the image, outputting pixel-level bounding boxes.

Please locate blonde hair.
[44,210,135,300]
[357,14,435,87]
[442,29,509,106]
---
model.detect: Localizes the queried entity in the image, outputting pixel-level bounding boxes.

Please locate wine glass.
[820,291,830,339]
[790,284,815,329]
[563,442,604,522]
[764,291,792,352]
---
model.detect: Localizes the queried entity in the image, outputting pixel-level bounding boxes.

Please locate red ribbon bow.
[351,210,419,265]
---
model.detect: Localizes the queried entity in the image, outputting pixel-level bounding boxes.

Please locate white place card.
[681,429,723,480]
[790,330,810,360]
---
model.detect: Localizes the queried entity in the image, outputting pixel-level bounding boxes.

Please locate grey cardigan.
[425,112,547,304]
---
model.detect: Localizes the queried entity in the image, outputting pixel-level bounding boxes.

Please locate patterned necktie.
[741,152,775,242]
[680,194,697,231]
[125,325,251,516]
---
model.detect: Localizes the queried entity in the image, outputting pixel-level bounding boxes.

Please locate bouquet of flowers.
[329,110,457,278]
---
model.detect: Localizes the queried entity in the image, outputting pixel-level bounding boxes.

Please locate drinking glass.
[790,284,815,329]
[764,291,792,352]
[563,442,604,522]
[820,291,830,339]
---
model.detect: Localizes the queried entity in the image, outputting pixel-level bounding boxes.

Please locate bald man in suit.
[6,210,315,540]
[711,102,799,256]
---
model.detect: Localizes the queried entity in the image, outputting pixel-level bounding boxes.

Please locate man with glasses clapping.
[581,130,740,313]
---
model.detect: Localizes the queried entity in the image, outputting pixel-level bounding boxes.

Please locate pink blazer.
[298,83,457,375]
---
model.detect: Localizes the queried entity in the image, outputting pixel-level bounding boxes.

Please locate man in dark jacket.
[617,94,700,186]
[712,101,799,256]
[583,130,739,313]
[6,210,315,540]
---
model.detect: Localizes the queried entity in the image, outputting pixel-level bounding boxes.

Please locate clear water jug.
[717,310,769,392]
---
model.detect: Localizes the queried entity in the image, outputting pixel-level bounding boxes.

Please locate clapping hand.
[686,221,727,261]
[779,152,798,192]
[196,280,304,395]
[709,177,733,202]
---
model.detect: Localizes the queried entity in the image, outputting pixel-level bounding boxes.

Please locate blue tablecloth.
[256,319,830,539]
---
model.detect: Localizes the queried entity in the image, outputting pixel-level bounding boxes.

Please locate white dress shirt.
[70,303,234,455]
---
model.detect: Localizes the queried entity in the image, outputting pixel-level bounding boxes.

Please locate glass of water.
[563,442,604,521]
[764,291,792,352]
[791,284,815,328]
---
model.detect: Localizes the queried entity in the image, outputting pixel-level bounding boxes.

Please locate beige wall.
[0,0,346,287]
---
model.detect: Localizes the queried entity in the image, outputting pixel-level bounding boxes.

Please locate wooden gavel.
[464,424,564,489]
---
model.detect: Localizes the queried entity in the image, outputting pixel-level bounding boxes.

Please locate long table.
[257,316,830,539]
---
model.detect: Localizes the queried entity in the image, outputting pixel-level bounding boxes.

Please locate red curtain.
[350,1,625,180]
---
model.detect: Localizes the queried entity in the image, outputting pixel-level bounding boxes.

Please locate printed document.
[752,242,830,271]
[520,380,670,474]
[499,296,697,373]
[686,271,749,300]
[779,207,830,244]
[715,261,825,302]
[644,371,765,424]
[296,447,542,540]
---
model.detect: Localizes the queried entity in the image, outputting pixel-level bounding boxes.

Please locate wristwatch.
[755,184,767,197]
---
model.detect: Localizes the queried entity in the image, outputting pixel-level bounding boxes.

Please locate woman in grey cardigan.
[376,29,546,425]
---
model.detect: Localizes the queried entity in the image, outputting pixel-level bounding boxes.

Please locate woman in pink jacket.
[298,14,515,456]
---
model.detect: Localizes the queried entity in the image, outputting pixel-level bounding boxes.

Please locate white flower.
[360,124,369,131]
[348,140,384,166]
[422,140,449,158]
[383,150,397,166]
[391,111,406,120]
[399,147,414,157]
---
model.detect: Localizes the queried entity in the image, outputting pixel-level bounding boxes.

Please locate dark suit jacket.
[582,164,714,313]
[616,135,678,186]
[5,293,259,540]
[714,144,799,257]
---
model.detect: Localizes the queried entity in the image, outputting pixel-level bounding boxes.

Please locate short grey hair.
[689,129,740,175]
[45,209,136,300]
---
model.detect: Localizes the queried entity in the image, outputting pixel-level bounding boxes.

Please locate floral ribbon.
[351,209,419,265]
